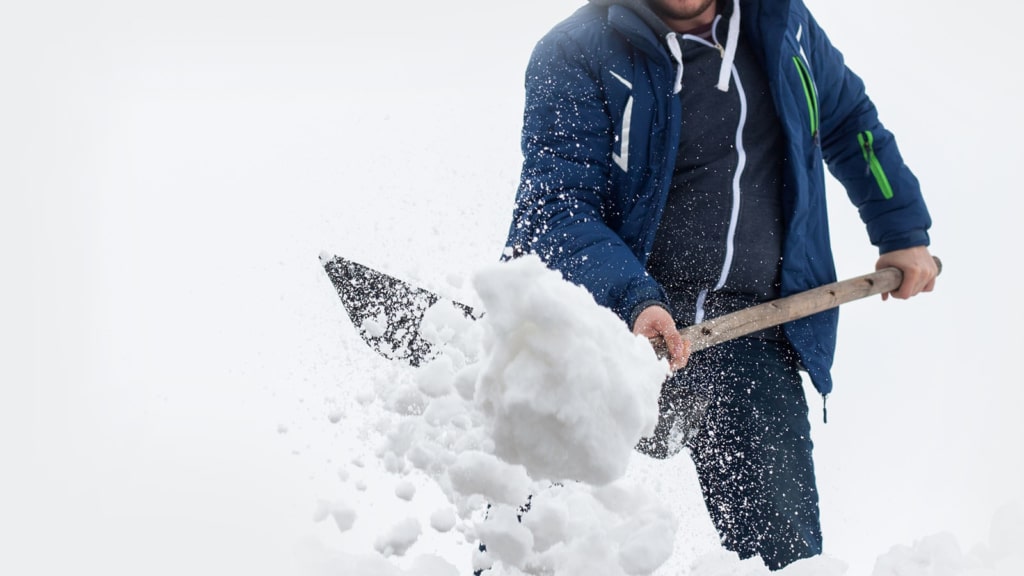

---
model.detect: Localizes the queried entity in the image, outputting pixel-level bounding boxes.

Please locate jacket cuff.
[877,229,930,254]
[615,274,670,327]
[628,300,673,331]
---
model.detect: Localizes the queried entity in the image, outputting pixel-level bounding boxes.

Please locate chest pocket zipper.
[792,55,819,140]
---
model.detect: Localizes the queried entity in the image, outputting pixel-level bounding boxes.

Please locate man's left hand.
[876,246,939,301]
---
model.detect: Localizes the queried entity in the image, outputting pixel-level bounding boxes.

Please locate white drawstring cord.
[666,32,684,94]
[716,0,741,92]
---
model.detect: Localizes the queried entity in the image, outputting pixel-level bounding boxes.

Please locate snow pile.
[309,255,674,575]
[872,503,1024,576]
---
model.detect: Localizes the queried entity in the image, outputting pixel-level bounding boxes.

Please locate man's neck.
[679,20,715,38]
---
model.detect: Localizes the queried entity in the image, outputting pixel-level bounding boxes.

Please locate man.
[502,0,938,570]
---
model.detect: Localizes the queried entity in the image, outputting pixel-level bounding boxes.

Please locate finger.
[674,339,692,371]
[661,329,686,371]
[905,267,935,298]
[892,267,924,299]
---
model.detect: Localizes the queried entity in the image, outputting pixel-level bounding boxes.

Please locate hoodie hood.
[589,0,741,93]
[588,0,675,37]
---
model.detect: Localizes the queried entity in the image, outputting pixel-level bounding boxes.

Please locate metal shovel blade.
[319,253,476,367]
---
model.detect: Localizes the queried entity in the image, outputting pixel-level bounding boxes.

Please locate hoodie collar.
[590,0,742,94]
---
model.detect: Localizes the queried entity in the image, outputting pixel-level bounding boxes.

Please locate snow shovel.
[320,252,942,366]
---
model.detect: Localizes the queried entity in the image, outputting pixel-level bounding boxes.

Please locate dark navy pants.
[648,338,822,570]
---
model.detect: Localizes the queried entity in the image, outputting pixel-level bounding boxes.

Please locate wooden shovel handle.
[654,256,942,356]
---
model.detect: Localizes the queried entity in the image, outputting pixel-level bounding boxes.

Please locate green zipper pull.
[858,130,894,200]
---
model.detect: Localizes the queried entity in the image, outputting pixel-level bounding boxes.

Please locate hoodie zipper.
[857,130,895,200]
[679,20,747,325]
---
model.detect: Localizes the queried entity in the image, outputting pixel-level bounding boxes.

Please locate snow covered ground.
[5,1,1024,575]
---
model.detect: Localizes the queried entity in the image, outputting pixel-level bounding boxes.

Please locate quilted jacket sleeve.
[504,28,666,324]
[806,11,932,254]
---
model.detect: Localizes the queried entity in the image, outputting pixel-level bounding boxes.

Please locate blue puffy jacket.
[503,0,931,395]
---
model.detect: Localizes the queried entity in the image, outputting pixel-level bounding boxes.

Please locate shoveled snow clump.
[471,254,670,486]
[311,255,675,575]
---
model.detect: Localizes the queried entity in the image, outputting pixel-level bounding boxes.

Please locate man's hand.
[633,305,691,371]
[876,246,940,301]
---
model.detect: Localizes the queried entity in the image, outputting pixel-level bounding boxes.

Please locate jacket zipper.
[792,56,819,139]
[857,130,895,200]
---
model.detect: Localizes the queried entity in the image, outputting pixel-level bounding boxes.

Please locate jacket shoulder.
[534,5,611,51]
[526,4,637,82]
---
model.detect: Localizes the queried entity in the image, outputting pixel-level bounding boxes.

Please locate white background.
[4,1,1022,574]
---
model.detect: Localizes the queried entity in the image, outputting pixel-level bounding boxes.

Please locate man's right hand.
[633,305,691,371]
